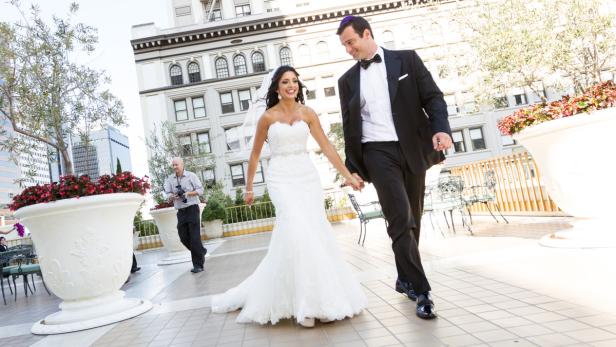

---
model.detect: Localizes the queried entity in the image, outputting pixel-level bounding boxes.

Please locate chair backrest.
[347,193,365,219]
[437,175,465,206]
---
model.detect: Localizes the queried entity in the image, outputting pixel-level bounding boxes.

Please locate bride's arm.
[245,114,270,204]
[305,108,360,189]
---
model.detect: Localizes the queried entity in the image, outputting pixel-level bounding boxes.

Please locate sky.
[0,0,171,177]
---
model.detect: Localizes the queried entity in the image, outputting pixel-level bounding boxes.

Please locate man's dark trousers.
[177,204,206,268]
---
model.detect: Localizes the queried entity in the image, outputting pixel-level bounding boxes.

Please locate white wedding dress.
[211,120,367,324]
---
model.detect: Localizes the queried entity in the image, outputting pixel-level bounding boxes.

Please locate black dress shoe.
[130,266,141,274]
[190,266,204,273]
[416,293,437,320]
[395,278,417,301]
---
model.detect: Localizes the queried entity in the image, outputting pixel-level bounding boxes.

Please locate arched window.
[298,44,311,65]
[382,30,395,50]
[187,62,201,83]
[251,51,266,72]
[170,64,183,85]
[316,41,329,60]
[279,46,293,66]
[233,54,248,75]
[215,57,229,79]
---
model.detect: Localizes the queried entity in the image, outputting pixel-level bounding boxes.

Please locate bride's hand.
[343,175,362,191]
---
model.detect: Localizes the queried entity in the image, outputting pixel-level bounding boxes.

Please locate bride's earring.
[277,93,282,100]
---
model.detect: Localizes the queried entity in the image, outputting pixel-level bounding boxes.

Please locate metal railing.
[450,151,561,214]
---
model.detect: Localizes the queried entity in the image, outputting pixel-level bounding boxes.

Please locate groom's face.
[339,26,372,60]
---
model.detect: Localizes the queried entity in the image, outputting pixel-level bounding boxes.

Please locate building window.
[170,64,183,85]
[251,51,266,72]
[322,76,336,97]
[192,96,206,118]
[316,41,329,60]
[210,9,222,21]
[451,130,466,154]
[279,46,293,66]
[225,126,240,151]
[514,93,528,106]
[304,79,316,100]
[264,0,278,12]
[493,96,508,109]
[445,95,458,115]
[230,164,245,186]
[238,89,251,111]
[469,127,486,151]
[382,30,395,50]
[233,54,248,76]
[254,161,264,184]
[201,168,215,188]
[220,92,234,114]
[215,57,229,79]
[501,134,516,146]
[235,4,251,17]
[179,135,192,156]
[175,6,191,16]
[187,62,201,83]
[196,132,211,154]
[298,44,311,65]
[174,99,188,121]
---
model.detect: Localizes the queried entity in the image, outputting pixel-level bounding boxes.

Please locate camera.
[175,185,188,203]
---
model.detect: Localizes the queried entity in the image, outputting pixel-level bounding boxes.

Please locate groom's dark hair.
[336,15,374,39]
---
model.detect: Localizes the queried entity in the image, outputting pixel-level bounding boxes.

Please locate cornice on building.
[131,0,458,53]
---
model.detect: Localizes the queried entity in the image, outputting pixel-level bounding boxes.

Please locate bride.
[211,66,367,327]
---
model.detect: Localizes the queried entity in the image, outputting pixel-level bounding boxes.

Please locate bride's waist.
[269,149,309,158]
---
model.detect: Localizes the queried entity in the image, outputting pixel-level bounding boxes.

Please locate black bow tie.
[360,53,382,69]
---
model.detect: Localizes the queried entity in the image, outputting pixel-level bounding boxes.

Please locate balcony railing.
[134,190,356,250]
[450,151,561,214]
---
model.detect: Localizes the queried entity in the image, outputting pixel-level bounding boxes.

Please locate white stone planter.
[13,193,152,334]
[514,107,616,248]
[150,207,191,265]
[203,219,224,239]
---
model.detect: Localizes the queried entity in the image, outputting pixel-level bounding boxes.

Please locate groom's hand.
[432,132,453,151]
[352,173,365,190]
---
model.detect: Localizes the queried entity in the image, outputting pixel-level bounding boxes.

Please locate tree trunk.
[60,148,74,176]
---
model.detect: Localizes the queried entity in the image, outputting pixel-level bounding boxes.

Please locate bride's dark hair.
[266,65,306,109]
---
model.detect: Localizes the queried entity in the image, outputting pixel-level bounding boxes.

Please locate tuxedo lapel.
[383,49,401,106]
[346,62,362,136]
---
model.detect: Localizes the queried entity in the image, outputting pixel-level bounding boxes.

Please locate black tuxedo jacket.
[338,48,452,182]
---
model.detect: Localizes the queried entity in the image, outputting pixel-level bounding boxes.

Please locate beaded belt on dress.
[271,149,308,157]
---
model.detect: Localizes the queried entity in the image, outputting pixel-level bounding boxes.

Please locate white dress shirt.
[360,46,398,143]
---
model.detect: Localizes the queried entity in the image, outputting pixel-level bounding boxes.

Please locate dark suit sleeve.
[337,76,359,175]
[410,51,452,136]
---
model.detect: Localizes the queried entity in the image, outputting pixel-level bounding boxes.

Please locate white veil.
[240,67,280,151]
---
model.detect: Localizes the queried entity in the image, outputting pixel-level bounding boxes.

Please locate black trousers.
[177,204,206,268]
[363,141,431,294]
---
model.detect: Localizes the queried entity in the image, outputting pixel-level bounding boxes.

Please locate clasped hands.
[342,173,364,191]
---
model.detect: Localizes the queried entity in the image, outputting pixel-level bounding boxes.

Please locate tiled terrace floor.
[1,215,615,347]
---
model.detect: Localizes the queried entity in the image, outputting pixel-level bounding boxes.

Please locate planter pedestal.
[14,193,152,334]
[151,207,191,265]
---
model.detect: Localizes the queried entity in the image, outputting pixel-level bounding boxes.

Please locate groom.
[337,16,452,319]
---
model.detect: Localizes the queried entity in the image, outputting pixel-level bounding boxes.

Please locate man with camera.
[164,157,207,273]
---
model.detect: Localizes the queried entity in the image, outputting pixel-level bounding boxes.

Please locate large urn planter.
[513,108,616,248]
[150,207,191,265]
[14,193,152,334]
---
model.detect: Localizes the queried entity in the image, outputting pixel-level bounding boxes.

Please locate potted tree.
[498,81,616,248]
[202,198,226,239]
[10,173,152,334]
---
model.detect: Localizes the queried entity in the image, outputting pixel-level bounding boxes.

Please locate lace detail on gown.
[211,120,367,324]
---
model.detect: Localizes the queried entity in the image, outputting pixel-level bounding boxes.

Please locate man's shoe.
[416,292,437,320]
[190,266,204,273]
[130,266,141,274]
[395,278,417,301]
